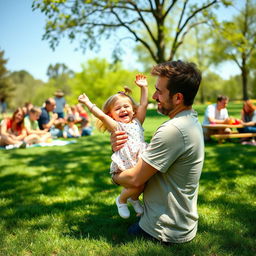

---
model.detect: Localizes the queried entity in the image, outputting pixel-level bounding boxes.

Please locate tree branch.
[179,0,218,33]
[110,8,158,62]
[163,0,178,20]
[126,1,157,45]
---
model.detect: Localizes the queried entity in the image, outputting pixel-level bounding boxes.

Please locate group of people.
[2,59,254,245]
[0,92,92,149]
[202,95,256,140]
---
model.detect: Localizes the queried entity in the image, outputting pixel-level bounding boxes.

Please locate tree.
[67,58,156,106]
[9,70,44,108]
[0,49,15,105]
[47,63,74,80]
[32,0,227,63]
[210,0,256,100]
[46,63,74,97]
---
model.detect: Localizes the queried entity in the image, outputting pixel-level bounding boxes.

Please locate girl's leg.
[116,186,143,219]
[24,134,40,145]
[0,134,20,146]
[119,186,144,204]
[119,186,144,215]
[130,185,144,201]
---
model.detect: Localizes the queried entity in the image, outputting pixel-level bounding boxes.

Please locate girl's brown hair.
[96,87,138,132]
[242,100,256,116]
[10,107,25,130]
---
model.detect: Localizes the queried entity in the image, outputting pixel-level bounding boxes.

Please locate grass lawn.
[0,103,255,256]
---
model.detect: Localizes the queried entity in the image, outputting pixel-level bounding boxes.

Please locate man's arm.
[42,113,58,130]
[113,158,158,188]
[111,131,128,151]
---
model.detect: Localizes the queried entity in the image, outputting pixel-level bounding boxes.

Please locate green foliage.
[47,63,74,79]
[32,79,57,106]
[210,0,256,99]
[0,103,256,255]
[9,70,45,109]
[0,49,15,104]
[32,0,223,63]
[66,58,156,107]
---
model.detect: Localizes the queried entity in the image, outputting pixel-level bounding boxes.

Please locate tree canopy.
[32,0,228,63]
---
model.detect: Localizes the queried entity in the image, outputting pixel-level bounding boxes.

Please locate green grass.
[0,104,256,256]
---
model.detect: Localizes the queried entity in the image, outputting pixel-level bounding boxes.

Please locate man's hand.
[135,74,148,87]
[52,113,58,120]
[111,131,128,151]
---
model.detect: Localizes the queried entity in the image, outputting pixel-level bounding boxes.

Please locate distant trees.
[9,70,44,108]
[0,50,15,106]
[68,58,156,106]
[46,63,74,97]
[47,63,74,80]
[1,56,251,110]
[210,0,256,100]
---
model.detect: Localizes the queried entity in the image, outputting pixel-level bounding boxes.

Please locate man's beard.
[157,99,174,116]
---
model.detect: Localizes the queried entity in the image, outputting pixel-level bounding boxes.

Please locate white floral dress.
[110,118,147,174]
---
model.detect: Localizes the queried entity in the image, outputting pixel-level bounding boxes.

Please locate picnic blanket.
[2,139,77,150]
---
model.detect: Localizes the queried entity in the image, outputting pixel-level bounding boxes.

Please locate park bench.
[203,124,256,143]
[211,132,256,141]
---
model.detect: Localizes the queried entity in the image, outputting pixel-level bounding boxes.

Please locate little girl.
[78,74,148,219]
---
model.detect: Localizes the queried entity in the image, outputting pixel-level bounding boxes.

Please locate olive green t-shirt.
[140,110,204,243]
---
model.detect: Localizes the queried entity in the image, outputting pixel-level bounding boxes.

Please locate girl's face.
[30,112,40,121]
[109,97,134,123]
[14,111,24,123]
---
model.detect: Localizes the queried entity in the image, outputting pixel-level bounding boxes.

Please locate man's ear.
[174,93,184,104]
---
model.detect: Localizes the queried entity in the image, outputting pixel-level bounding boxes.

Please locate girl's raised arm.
[134,74,148,125]
[78,93,117,132]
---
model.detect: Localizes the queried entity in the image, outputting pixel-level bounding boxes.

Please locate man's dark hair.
[217,95,229,102]
[151,60,202,106]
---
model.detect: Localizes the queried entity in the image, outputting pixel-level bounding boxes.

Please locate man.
[112,60,204,244]
[54,90,67,119]
[202,95,231,140]
[38,98,64,137]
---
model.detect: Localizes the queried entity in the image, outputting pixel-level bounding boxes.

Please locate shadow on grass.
[0,134,256,253]
[197,142,256,255]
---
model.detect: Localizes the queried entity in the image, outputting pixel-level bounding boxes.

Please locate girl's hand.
[135,74,148,87]
[78,93,89,104]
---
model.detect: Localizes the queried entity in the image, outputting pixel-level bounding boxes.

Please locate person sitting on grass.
[239,100,256,132]
[38,98,65,138]
[63,115,81,138]
[24,107,52,143]
[78,74,148,219]
[237,100,256,143]
[0,108,40,148]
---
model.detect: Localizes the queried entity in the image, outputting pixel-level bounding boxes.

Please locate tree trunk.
[241,54,248,100]
[241,67,248,100]
[156,4,166,63]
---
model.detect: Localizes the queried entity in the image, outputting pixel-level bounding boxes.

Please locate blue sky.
[0,0,241,82]
[0,0,129,82]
